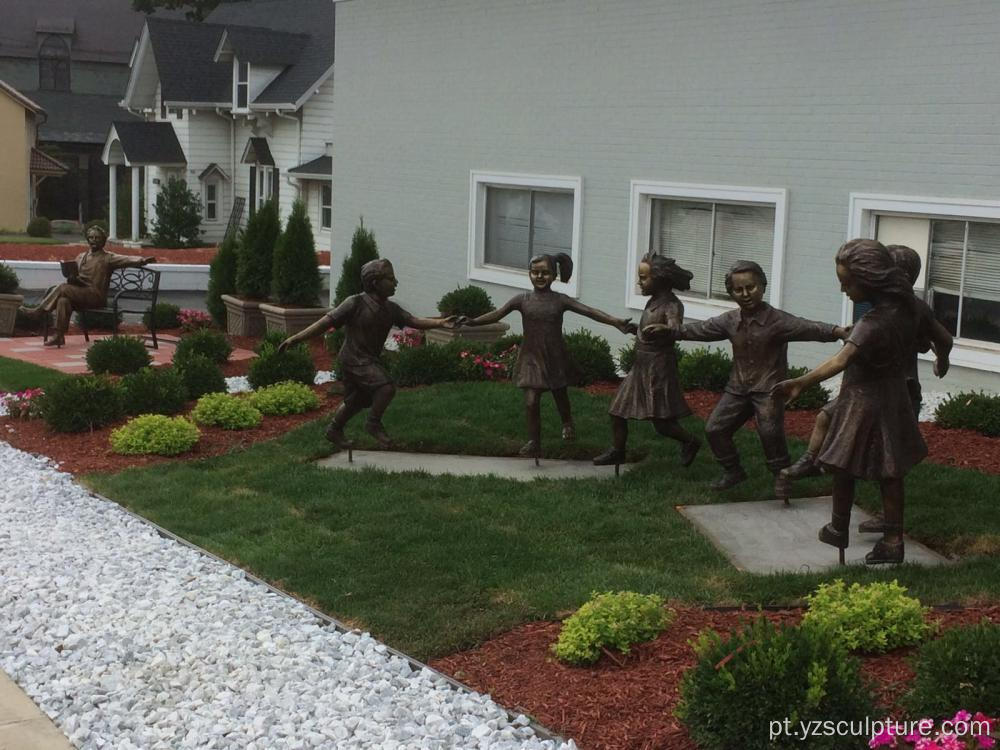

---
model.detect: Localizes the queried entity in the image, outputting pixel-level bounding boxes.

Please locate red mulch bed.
[0,243,331,266]
[430,605,1000,750]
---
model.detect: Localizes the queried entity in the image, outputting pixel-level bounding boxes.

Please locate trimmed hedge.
[85,335,151,375]
[41,375,124,432]
[247,381,320,416]
[120,367,188,415]
[247,340,315,390]
[175,353,226,400]
[174,328,232,365]
[565,329,617,385]
[142,302,181,331]
[191,392,261,430]
[934,391,1000,437]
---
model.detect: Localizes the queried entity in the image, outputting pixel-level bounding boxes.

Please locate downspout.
[274,108,301,202]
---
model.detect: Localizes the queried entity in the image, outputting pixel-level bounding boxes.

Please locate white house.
[327,0,1000,391]
[103,0,334,248]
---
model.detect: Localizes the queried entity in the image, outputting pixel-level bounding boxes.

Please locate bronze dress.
[817,301,927,479]
[609,291,691,420]
[510,290,576,390]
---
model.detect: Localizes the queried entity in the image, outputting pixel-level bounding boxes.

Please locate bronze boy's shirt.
[677,303,839,395]
[73,249,146,298]
[324,292,414,367]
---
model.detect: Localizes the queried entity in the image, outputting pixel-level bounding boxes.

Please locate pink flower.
[977,736,996,749]
[914,739,938,750]
[954,711,973,725]
[869,727,895,747]
[937,734,964,750]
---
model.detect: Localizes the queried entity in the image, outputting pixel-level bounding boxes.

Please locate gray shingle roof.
[111,121,186,165]
[32,90,140,144]
[146,17,231,104]
[288,155,331,178]
[220,26,306,67]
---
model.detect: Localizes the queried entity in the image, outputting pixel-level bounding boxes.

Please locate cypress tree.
[206,232,239,324]
[271,200,321,306]
[235,200,280,299]
[333,218,378,306]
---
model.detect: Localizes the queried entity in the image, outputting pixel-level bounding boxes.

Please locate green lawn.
[80,382,1000,661]
[0,234,64,245]
[0,355,68,392]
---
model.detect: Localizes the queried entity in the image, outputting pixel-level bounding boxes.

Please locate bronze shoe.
[592,448,625,466]
[364,419,393,448]
[518,439,540,458]
[324,422,351,449]
[561,423,576,441]
[43,334,65,347]
[858,517,886,534]
[818,522,849,549]
[865,539,904,565]
[710,467,747,491]
[679,439,701,468]
[780,451,822,480]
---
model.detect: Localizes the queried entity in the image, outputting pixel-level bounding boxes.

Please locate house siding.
[330,0,1000,390]
[0,93,30,231]
[299,74,334,251]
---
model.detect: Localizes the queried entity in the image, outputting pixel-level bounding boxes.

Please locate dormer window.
[39,35,71,92]
[234,59,249,110]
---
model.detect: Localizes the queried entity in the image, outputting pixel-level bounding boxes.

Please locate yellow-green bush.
[551,591,673,665]
[191,392,261,430]
[110,414,200,456]
[247,381,320,415]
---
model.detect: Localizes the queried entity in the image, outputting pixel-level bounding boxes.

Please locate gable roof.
[214,26,307,67]
[288,155,331,180]
[31,90,140,144]
[146,17,232,105]
[30,147,69,176]
[104,121,186,167]
[241,137,274,166]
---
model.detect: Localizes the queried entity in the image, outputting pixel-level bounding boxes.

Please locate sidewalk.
[0,670,72,750]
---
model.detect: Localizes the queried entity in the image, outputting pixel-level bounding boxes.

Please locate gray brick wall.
[331,0,1000,390]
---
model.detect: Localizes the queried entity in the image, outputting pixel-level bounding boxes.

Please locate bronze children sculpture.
[594,253,700,467]
[278,258,458,449]
[461,253,636,459]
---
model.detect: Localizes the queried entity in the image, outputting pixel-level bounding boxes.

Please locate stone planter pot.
[259,303,329,336]
[221,294,266,338]
[0,293,23,337]
[424,321,510,346]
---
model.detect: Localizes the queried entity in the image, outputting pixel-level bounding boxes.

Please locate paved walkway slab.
[0,670,72,750]
[317,449,634,481]
[677,496,951,574]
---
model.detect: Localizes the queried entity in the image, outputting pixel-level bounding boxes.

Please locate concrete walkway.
[0,670,72,750]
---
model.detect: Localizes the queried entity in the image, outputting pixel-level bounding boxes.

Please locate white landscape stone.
[0,441,575,749]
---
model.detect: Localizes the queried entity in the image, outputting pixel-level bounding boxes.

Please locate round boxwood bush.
[0,262,19,294]
[676,618,874,750]
[120,367,188,415]
[678,346,732,391]
[552,591,673,665]
[26,216,52,237]
[934,391,1000,437]
[802,579,933,654]
[785,365,831,411]
[903,620,1000,719]
[85,335,152,375]
[40,375,124,433]
[142,302,181,331]
[173,328,232,365]
[437,285,493,318]
[191,392,261,430]
[110,414,200,456]
[247,381,320,416]
[175,353,226,400]
[247,340,315,390]
[565,328,617,385]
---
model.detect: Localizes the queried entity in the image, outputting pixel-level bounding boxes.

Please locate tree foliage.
[131,0,245,23]
[150,178,203,248]
[271,199,321,306]
[235,200,279,300]
[333,218,378,306]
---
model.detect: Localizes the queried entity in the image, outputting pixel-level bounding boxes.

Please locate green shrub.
[85,335,151,375]
[786,365,831,411]
[802,579,932,653]
[552,591,673,665]
[247,340,315,389]
[325,329,344,357]
[437,285,493,318]
[333,218,378,309]
[676,618,874,750]
[903,620,1000,718]
[110,414,200,455]
[385,340,484,386]
[175,353,226,400]
[120,367,188,415]
[26,216,51,238]
[150,177,203,248]
[0,262,19,294]
[174,328,232,365]
[678,346,732,391]
[248,381,320,415]
[191,392,261,429]
[934,391,1000,437]
[489,334,522,355]
[617,341,636,374]
[206,232,239,325]
[565,329,617,385]
[76,309,122,331]
[40,375,124,432]
[236,199,279,299]
[255,329,287,353]
[271,199,322,306]
[142,302,180,331]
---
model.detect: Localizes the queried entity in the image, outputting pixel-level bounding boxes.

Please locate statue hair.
[530,253,573,283]
[835,239,913,303]
[886,244,921,287]
[360,258,394,293]
[724,260,767,294]
[641,252,693,292]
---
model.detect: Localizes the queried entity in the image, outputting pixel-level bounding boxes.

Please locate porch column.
[108,165,118,240]
[131,166,141,241]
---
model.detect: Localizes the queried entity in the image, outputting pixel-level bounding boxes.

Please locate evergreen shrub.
[174,328,232,365]
[110,414,199,456]
[175,354,226,400]
[26,216,51,237]
[85,335,151,375]
[552,591,673,665]
[191,392,261,430]
[120,367,188,415]
[678,347,732,391]
[271,200,321,306]
[41,375,124,432]
[236,200,279,299]
[934,392,1000,437]
[437,285,493,318]
[76,309,122,331]
[142,302,180,330]
[247,340,315,389]
[565,329,617,385]
[207,233,239,325]
[327,219,379,359]
[785,365,831,411]
[0,262,19,294]
[150,178,203,248]
[247,381,320,416]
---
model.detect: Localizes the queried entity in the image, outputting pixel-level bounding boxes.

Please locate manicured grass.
[0,355,69,392]
[0,234,64,245]
[84,382,1000,660]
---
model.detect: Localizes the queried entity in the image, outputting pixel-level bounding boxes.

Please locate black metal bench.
[44,267,162,349]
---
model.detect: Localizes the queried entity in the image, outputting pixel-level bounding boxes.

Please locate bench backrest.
[108,267,160,302]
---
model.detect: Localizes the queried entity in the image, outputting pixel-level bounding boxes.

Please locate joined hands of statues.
[770,378,805,406]
[441,315,464,329]
[641,323,675,339]
[834,325,851,341]
[618,318,638,335]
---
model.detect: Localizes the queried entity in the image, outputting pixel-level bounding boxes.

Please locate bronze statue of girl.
[462,252,636,458]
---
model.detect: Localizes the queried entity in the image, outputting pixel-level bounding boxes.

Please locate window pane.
[530,190,573,258]
[484,187,531,269]
[710,203,775,301]
[961,221,1000,343]
[928,220,966,336]
[651,199,712,297]
[237,83,248,109]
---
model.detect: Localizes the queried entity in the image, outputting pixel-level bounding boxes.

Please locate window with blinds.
[650,199,775,301]
[484,187,574,270]
[928,219,1000,344]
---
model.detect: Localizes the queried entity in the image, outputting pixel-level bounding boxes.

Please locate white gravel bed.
[225,370,336,394]
[0,442,574,750]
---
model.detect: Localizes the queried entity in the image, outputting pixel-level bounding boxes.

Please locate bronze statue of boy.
[278,258,458,449]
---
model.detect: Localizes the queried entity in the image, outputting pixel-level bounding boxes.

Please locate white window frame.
[233,58,250,112]
[320,184,332,230]
[468,170,583,298]
[848,192,1000,372]
[625,180,787,320]
[203,180,219,222]
[257,165,273,211]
